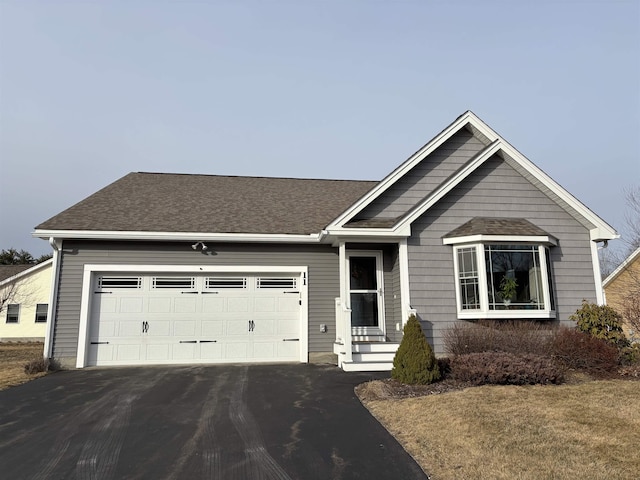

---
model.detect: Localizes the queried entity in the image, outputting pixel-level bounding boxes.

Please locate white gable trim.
[327,111,617,243]
[603,246,640,287]
[328,111,484,229]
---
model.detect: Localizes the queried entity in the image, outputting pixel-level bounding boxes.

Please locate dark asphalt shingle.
[445,217,553,238]
[36,173,378,235]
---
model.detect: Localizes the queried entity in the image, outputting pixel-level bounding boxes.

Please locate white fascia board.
[32,229,322,243]
[327,111,487,229]
[443,234,558,246]
[496,142,618,241]
[0,258,53,287]
[603,246,640,287]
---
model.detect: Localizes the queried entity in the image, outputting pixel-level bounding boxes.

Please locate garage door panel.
[278,297,300,312]
[278,319,299,335]
[173,319,196,336]
[228,298,250,312]
[202,297,225,313]
[254,297,275,312]
[201,320,223,336]
[147,344,171,361]
[116,344,142,361]
[200,342,223,359]
[225,342,249,359]
[118,321,143,337]
[148,297,171,313]
[120,298,144,313]
[175,297,197,313]
[88,272,303,366]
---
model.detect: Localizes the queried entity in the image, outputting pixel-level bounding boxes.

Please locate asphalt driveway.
[0,364,427,479]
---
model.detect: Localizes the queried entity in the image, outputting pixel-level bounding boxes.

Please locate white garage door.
[87,273,302,366]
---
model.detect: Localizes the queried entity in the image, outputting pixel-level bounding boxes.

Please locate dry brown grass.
[0,342,48,390]
[361,379,640,480]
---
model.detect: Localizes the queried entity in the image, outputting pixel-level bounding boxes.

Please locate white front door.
[347,251,385,337]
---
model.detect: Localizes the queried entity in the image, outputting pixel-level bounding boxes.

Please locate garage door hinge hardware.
[282,338,299,342]
[199,340,217,343]
[142,321,149,333]
[179,340,197,343]
[201,291,219,294]
[90,341,109,345]
[249,320,255,332]
[94,291,113,294]
[181,291,199,294]
[284,291,299,294]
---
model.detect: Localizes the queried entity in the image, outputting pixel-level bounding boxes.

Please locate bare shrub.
[550,327,619,374]
[444,321,554,356]
[24,357,50,375]
[450,352,564,385]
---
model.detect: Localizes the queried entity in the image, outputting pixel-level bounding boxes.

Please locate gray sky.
[1,1,639,256]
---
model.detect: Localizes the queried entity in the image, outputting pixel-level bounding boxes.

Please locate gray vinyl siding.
[356,128,487,220]
[407,155,598,355]
[52,241,340,361]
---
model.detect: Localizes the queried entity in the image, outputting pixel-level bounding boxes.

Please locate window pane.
[485,245,544,310]
[545,248,555,310]
[35,304,48,323]
[350,293,379,326]
[457,247,480,310]
[349,257,377,290]
[6,304,19,323]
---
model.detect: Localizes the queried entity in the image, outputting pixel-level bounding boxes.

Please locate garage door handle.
[199,340,217,343]
[142,321,149,333]
[179,340,197,343]
[249,320,255,332]
[282,338,299,342]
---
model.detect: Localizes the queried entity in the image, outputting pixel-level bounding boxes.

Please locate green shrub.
[550,327,619,374]
[392,315,440,385]
[450,352,563,385]
[619,343,640,366]
[570,300,629,348]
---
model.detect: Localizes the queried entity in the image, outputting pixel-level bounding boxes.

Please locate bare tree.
[599,184,640,278]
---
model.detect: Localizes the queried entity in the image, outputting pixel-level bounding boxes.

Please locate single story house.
[603,246,640,342]
[34,111,618,371]
[0,259,53,342]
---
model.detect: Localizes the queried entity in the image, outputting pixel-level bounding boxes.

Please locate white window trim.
[451,243,556,320]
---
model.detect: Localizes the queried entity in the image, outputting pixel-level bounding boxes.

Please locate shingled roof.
[35,173,378,235]
[444,217,553,238]
[0,264,33,283]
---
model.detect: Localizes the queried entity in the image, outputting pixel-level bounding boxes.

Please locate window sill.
[457,310,556,320]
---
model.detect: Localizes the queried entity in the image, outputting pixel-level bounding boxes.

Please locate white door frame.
[345,250,386,338]
[76,264,308,368]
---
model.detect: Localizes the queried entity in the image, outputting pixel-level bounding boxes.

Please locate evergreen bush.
[391,315,440,385]
[570,300,629,348]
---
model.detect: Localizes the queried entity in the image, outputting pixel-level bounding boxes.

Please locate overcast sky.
[1,1,638,256]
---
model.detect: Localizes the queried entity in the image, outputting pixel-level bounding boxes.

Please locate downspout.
[591,239,606,305]
[43,237,62,359]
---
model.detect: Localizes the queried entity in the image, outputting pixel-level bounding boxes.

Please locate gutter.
[43,237,62,360]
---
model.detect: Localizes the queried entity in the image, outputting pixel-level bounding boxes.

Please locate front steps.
[334,341,400,372]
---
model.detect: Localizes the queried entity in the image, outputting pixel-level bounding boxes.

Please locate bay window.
[452,243,555,319]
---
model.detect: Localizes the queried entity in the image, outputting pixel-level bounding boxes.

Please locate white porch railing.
[334,297,352,366]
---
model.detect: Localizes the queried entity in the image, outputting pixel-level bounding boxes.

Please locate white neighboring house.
[0,259,53,342]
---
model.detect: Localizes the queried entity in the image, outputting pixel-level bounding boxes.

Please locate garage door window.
[205,277,247,289]
[257,277,297,289]
[152,277,195,289]
[98,276,142,289]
